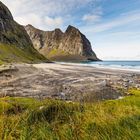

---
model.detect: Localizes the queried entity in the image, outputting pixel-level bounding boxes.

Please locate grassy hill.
[0,2,49,65]
[0,89,140,140]
[0,43,47,65]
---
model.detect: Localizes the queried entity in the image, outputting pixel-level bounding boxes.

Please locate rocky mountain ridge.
[25,24,100,62]
[0,1,47,64]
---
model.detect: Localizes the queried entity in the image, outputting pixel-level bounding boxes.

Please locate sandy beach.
[0,63,140,102]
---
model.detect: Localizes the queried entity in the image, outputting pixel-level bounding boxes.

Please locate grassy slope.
[45,48,87,62]
[0,43,47,65]
[0,89,140,140]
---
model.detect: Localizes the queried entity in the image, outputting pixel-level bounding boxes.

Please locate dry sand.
[0,63,140,102]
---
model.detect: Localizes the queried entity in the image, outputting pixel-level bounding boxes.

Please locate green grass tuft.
[0,89,140,139]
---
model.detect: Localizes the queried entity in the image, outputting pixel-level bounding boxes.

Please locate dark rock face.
[0,2,46,63]
[0,2,13,20]
[25,25,100,62]
[0,1,30,48]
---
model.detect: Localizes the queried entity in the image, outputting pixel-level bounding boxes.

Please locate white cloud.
[1,0,94,30]
[82,7,102,23]
[82,14,101,22]
[81,10,140,33]
[15,14,63,30]
[15,14,42,27]
[44,17,63,29]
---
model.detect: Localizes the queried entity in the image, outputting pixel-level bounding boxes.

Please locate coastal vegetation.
[0,89,139,140]
[0,44,46,65]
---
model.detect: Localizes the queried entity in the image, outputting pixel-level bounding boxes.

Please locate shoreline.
[34,62,140,74]
[53,62,140,73]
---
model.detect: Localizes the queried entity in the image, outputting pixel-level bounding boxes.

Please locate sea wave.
[58,61,140,72]
[88,64,140,72]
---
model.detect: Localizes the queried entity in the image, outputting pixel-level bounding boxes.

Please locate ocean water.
[58,61,140,72]
[82,61,140,71]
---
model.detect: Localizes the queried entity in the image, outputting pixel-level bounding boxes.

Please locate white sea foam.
[57,61,140,72]
[89,64,140,72]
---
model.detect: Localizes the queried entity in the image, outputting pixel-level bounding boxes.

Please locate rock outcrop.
[25,25,100,62]
[0,2,47,64]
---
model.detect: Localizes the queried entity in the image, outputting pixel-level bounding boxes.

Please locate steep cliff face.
[25,25,100,62]
[0,2,47,64]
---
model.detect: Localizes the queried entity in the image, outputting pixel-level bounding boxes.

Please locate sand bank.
[0,63,140,101]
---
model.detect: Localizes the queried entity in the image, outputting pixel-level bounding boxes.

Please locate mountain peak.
[25,24,38,31]
[54,28,63,34]
[0,1,13,20]
[26,24,34,28]
[25,24,100,62]
[0,1,46,63]
[65,25,80,33]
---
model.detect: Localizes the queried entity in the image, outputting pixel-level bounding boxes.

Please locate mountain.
[0,1,47,64]
[25,25,100,62]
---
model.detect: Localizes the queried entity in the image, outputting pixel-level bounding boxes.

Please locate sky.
[1,0,140,60]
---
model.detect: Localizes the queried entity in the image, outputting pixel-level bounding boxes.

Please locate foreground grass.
[0,89,140,140]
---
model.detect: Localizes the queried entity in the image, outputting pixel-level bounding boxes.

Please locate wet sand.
[0,63,140,102]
